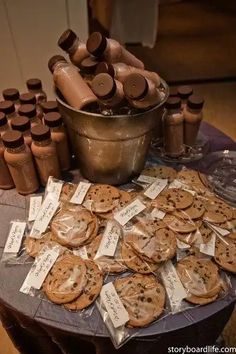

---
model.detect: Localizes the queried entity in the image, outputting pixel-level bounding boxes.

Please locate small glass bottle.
[0,136,14,189]
[183,94,204,146]
[87,32,144,69]
[96,61,161,87]
[3,130,39,194]
[123,73,162,109]
[11,116,32,146]
[48,55,98,110]
[20,92,36,105]
[26,78,47,118]
[91,73,125,108]
[44,112,70,171]
[41,101,58,114]
[0,112,10,136]
[31,124,61,186]
[18,104,41,127]
[163,97,184,157]
[177,86,193,110]
[58,29,89,67]
[0,100,18,126]
[2,88,20,111]
[79,57,99,86]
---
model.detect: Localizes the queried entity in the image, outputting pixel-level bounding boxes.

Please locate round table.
[0,122,236,354]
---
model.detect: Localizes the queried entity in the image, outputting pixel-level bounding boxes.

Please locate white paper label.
[95,220,121,258]
[137,175,157,184]
[28,196,43,221]
[46,178,63,201]
[26,248,60,290]
[200,234,216,256]
[70,182,91,204]
[114,199,146,226]
[169,179,196,195]
[144,178,168,200]
[176,239,191,250]
[207,223,230,237]
[100,282,129,328]
[151,208,166,220]
[73,246,88,259]
[30,195,59,238]
[20,268,34,294]
[176,249,189,261]
[160,261,187,311]
[4,221,27,254]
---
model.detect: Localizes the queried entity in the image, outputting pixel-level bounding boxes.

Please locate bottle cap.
[187,94,204,110]
[0,100,15,114]
[165,97,181,110]
[18,104,37,118]
[91,73,116,99]
[86,32,107,57]
[31,124,51,141]
[123,73,148,100]
[11,116,30,132]
[177,85,193,99]
[80,57,99,74]
[44,112,63,127]
[95,62,115,77]
[169,87,178,98]
[58,29,77,51]
[2,88,19,101]
[41,101,58,113]
[48,55,67,73]
[26,78,42,90]
[2,130,24,148]
[0,112,7,126]
[20,92,36,105]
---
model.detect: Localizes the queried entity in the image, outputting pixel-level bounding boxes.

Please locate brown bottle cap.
[80,57,99,74]
[91,73,116,99]
[18,104,37,118]
[41,100,58,113]
[2,130,24,149]
[0,100,15,114]
[86,32,107,57]
[187,94,204,110]
[165,97,181,109]
[11,116,30,132]
[177,85,193,99]
[169,87,178,98]
[2,88,19,101]
[0,112,7,126]
[48,55,67,73]
[31,124,51,141]
[95,62,115,77]
[20,92,36,105]
[123,73,148,100]
[26,78,42,90]
[44,112,63,127]
[58,29,77,51]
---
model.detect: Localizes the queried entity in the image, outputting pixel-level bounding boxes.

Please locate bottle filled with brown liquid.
[31,124,61,186]
[18,104,41,127]
[3,131,39,194]
[48,55,98,110]
[44,112,70,171]
[58,29,89,66]
[0,112,10,136]
[11,116,32,146]
[183,94,204,146]
[79,57,99,86]
[0,100,18,126]
[26,78,47,118]
[0,136,14,189]
[41,101,58,114]
[177,86,193,110]
[2,88,20,111]
[87,32,144,69]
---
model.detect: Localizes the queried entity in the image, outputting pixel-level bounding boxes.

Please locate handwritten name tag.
[95,221,121,258]
[4,221,26,254]
[70,182,91,204]
[28,196,42,221]
[114,199,146,226]
[144,178,168,200]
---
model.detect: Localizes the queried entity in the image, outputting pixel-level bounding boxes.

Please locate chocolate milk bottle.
[0,113,10,136]
[26,78,47,118]
[79,57,99,86]
[87,32,144,69]
[48,55,98,110]
[3,131,39,194]
[96,62,161,87]
[0,137,14,189]
[123,73,162,109]
[11,116,32,146]
[183,94,204,146]
[2,88,20,111]
[0,100,18,126]
[91,73,125,108]
[177,86,193,109]
[44,112,70,171]
[31,124,61,186]
[58,29,89,66]
[20,92,36,105]
[163,97,184,157]
[18,104,41,127]
[41,101,58,114]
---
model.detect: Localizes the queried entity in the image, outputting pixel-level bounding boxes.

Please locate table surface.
[0,121,236,339]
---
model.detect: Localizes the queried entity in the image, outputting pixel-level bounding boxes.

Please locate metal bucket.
[56,79,168,185]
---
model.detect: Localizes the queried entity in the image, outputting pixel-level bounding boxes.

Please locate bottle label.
[4,221,27,254]
[114,199,146,226]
